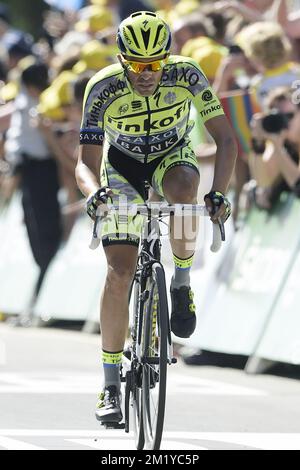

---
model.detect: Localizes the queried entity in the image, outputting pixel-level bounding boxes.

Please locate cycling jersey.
[80,55,224,162]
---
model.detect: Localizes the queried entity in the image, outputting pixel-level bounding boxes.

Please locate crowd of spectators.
[1,0,300,299]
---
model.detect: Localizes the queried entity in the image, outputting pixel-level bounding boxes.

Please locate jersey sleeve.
[182,58,225,123]
[79,75,105,146]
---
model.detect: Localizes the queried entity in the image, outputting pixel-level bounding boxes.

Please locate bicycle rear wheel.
[141,262,169,450]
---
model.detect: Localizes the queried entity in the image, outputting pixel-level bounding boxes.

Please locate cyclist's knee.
[163,167,199,203]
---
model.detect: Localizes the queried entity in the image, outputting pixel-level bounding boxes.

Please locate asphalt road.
[1,322,300,450]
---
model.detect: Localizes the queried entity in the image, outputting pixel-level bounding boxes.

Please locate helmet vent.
[127,25,140,48]
[152,24,164,49]
[141,28,151,49]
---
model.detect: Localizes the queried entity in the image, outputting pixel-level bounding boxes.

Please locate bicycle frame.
[133,214,173,366]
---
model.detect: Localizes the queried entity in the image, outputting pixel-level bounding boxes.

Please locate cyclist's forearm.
[75,145,103,197]
[205,116,238,194]
[211,139,237,194]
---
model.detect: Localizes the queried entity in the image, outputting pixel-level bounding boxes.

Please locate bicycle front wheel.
[141,262,169,450]
[128,276,145,450]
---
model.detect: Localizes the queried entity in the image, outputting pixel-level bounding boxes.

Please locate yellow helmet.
[117,11,171,59]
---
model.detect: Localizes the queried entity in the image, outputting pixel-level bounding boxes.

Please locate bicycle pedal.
[171,357,177,364]
[101,422,125,430]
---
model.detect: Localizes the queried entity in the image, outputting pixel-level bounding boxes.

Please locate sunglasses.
[122,57,168,74]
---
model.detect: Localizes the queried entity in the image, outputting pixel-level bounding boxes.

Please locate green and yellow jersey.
[80,55,224,162]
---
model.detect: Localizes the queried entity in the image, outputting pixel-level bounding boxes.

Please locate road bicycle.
[90,198,224,450]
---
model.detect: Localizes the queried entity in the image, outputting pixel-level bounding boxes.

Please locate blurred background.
[1,0,300,375]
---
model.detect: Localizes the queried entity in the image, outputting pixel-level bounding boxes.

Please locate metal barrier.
[0,192,38,315]
[32,214,106,326]
[182,193,300,371]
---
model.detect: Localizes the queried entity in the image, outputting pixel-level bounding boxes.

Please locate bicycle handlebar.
[89,203,225,252]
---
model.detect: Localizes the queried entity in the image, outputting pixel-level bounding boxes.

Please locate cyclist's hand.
[204,191,231,223]
[86,187,114,220]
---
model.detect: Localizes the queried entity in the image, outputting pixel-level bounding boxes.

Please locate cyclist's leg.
[151,140,200,338]
[96,144,144,422]
[101,244,138,353]
[152,139,200,261]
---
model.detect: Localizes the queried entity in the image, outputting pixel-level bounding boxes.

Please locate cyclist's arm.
[76,73,105,198]
[75,144,103,198]
[185,58,237,193]
[205,115,237,194]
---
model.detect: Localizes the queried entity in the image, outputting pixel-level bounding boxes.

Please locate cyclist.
[76,11,237,424]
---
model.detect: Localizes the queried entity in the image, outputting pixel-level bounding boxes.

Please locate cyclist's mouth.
[138,82,155,90]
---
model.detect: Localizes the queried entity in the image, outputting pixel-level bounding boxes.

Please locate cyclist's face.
[119,54,166,97]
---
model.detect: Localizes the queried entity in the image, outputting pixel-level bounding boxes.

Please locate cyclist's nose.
[140,67,153,78]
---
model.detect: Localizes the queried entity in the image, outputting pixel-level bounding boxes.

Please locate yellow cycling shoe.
[95,385,123,424]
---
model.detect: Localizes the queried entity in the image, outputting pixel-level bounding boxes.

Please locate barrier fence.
[1,190,300,372]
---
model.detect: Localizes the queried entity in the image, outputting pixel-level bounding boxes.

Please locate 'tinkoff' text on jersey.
[80,55,224,163]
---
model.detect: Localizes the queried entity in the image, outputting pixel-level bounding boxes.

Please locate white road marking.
[0,430,300,450]
[0,436,45,450]
[66,438,206,451]
[0,372,267,396]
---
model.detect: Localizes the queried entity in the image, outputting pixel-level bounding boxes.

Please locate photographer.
[249,87,300,209]
[4,61,62,301]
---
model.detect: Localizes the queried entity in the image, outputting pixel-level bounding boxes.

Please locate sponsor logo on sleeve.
[79,130,104,145]
[200,104,222,118]
[202,90,213,102]
[161,65,205,87]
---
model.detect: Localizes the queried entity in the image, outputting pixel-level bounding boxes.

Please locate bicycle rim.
[142,263,169,450]
[130,278,145,450]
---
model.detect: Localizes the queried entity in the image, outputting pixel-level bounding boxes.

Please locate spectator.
[213,21,300,222]
[213,0,278,22]
[3,31,34,70]
[236,21,300,108]
[72,40,116,75]
[179,14,228,82]
[172,13,212,54]
[75,5,114,38]
[202,7,229,46]
[249,86,300,210]
[90,0,155,21]
[38,71,79,218]
[4,62,62,304]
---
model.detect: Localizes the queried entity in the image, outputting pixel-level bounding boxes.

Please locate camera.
[228,44,244,55]
[261,111,294,134]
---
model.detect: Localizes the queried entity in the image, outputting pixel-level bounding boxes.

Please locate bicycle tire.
[141,262,169,450]
[130,277,145,450]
